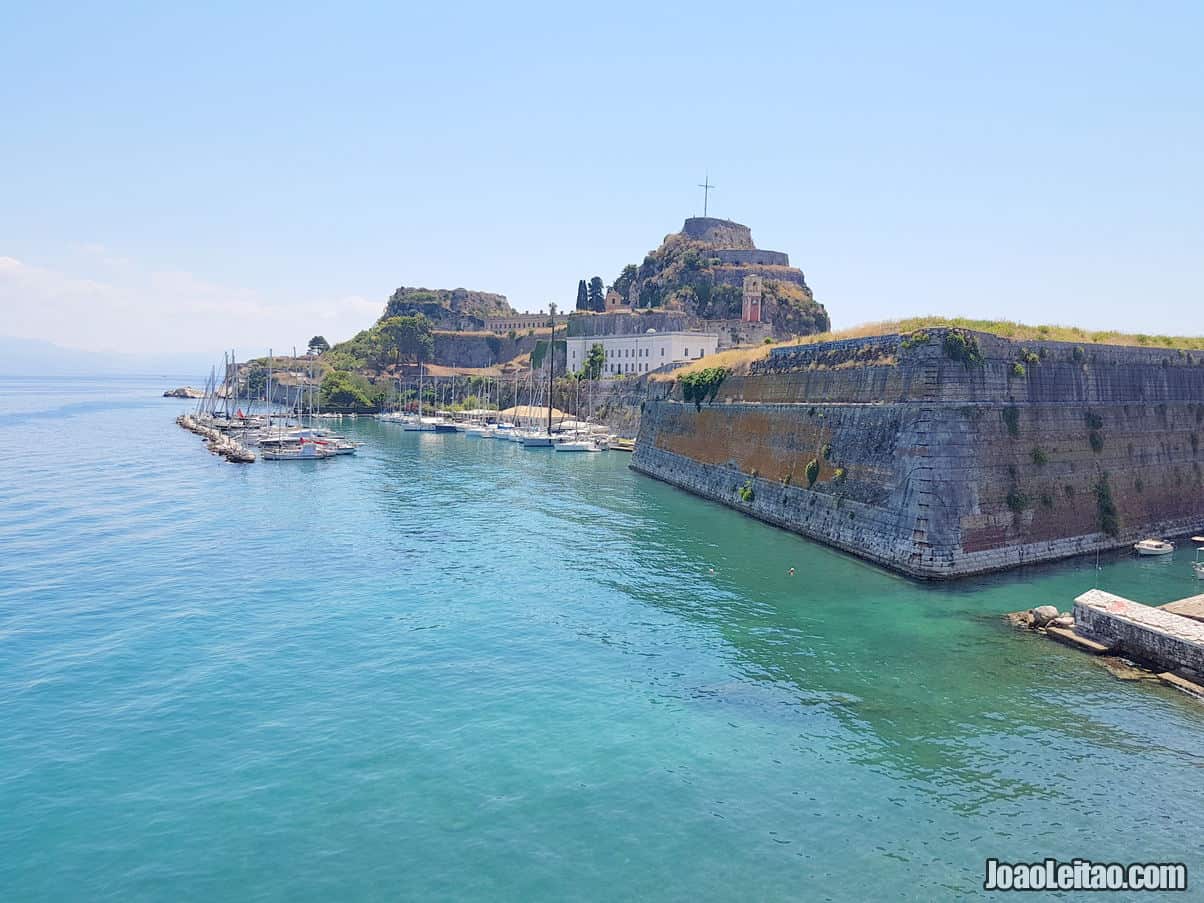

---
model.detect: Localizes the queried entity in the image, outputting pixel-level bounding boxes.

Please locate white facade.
[564,331,719,377]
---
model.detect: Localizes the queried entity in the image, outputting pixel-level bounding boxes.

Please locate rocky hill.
[618,217,829,337]
[381,286,516,329]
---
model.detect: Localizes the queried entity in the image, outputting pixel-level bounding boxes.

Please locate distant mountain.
[0,336,216,377]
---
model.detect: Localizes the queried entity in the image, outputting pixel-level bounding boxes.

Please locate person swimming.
[788,567,795,576]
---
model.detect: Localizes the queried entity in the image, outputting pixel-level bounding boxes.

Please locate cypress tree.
[588,276,605,312]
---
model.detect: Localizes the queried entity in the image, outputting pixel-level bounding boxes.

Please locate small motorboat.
[1134,538,1175,556]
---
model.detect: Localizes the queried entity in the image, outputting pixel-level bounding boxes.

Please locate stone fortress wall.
[714,249,790,267]
[632,328,1204,579]
[680,217,755,248]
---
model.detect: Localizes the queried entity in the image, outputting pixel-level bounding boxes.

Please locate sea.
[1,374,1202,901]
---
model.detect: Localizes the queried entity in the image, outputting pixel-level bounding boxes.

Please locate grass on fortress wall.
[794,317,1204,350]
[654,316,1204,380]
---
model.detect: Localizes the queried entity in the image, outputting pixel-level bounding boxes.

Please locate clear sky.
[2,1,1201,356]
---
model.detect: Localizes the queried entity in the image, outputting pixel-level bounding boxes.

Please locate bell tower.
[741,274,763,323]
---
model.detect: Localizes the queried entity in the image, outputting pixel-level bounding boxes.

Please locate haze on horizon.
[2,2,1201,360]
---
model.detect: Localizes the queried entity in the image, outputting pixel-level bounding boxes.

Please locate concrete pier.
[1074,589,1204,675]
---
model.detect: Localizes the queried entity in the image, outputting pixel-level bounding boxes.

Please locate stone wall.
[706,319,776,350]
[567,311,693,337]
[715,249,790,267]
[561,378,667,438]
[632,328,1204,579]
[680,217,755,248]
[433,332,539,368]
[1075,589,1204,673]
[710,265,809,290]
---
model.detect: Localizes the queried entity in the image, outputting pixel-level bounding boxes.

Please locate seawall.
[632,328,1204,579]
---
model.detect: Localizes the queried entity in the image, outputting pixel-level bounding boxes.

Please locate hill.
[615,218,829,338]
[381,286,515,329]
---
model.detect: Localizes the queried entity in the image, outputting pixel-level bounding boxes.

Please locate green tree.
[581,343,605,380]
[245,362,268,398]
[319,370,375,412]
[575,279,589,312]
[379,314,434,366]
[307,335,330,355]
[612,264,638,303]
[588,276,605,312]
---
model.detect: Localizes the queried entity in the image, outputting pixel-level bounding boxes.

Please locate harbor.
[9,371,1204,901]
[175,345,639,463]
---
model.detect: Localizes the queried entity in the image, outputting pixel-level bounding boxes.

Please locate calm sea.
[1,375,1202,901]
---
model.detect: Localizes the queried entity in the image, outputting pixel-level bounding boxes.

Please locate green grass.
[796,316,1204,351]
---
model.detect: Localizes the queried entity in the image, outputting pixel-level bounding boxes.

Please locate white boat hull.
[1134,540,1175,556]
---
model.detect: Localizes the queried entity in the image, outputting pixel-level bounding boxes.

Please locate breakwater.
[176,414,256,463]
[632,328,1204,579]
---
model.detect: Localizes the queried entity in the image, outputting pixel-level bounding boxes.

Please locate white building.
[564,331,719,377]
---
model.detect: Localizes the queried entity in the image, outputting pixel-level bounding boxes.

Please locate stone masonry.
[632,328,1204,579]
[1075,589,1204,673]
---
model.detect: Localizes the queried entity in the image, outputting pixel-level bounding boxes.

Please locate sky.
[1,1,1201,358]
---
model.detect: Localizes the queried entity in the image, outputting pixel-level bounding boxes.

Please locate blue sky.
[2,1,1201,355]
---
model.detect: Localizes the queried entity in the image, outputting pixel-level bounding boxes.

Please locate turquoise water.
[2,375,1202,901]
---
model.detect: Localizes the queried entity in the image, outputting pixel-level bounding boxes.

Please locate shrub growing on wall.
[1095,476,1120,536]
[679,367,728,411]
[805,458,820,487]
[737,480,755,503]
[942,330,983,366]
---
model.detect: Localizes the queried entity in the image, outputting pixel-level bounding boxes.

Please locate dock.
[1159,593,1204,624]
[1007,591,1204,700]
[1075,589,1204,674]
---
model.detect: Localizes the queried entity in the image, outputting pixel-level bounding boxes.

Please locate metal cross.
[698,174,715,217]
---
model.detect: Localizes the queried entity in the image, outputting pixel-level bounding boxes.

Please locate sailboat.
[554,378,599,451]
[404,365,439,431]
[520,344,556,448]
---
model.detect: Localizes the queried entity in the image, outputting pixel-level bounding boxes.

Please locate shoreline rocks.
[176,414,256,463]
[164,386,204,399]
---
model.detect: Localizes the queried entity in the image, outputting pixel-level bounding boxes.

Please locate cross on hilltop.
[698,174,715,217]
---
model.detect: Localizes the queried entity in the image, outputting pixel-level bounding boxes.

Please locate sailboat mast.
[546,331,554,435]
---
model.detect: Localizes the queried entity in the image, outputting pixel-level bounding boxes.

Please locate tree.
[613,264,638,303]
[575,279,589,311]
[307,335,330,355]
[582,343,605,381]
[588,276,605,312]
[320,370,375,412]
[378,314,434,366]
[245,362,268,398]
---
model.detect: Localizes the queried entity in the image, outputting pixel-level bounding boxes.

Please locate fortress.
[675,217,808,291]
[633,328,1204,579]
